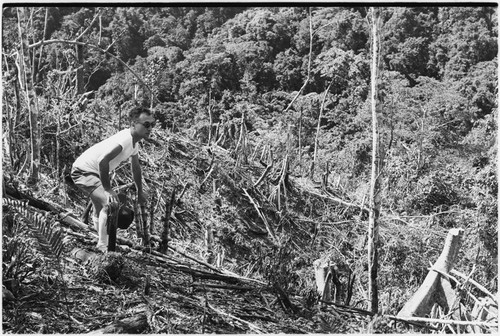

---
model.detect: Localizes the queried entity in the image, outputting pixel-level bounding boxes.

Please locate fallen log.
[191,282,259,291]
[5,183,67,213]
[5,183,92,232]
[387,315,498,329]
[208,303,265,334]
[87,313,148,334]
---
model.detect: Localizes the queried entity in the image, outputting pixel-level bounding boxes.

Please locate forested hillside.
[2,5,498,333]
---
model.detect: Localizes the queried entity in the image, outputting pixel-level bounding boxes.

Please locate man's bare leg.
[90,186,109,252]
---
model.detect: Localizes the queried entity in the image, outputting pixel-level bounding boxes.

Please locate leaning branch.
[243,188,278,244]
[451,269,498,304]
[74,9,101,42]
[386,315,498,328]
[253,160,273,188]
[207,303,265,334]
[303,188,370,214]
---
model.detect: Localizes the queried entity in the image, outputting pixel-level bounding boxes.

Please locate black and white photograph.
[1,3,498,333]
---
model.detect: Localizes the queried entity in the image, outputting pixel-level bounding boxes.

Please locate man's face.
[134,113,156,139]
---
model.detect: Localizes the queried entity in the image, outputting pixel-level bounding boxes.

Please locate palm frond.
[2,198,65,260]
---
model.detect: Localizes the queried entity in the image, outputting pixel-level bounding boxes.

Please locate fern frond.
[3,198,65,261]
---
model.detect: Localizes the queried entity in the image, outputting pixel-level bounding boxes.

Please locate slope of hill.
[4,128,497,334]
[1,129,397,333]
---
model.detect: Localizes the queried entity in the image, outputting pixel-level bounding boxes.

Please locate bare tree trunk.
[17,7,40,184]
[367,7,382,314]
[76,44,84,95]
[56,113,61,181]
[298,106,302,173]
[311,80,333,179]
[208,89,213,144]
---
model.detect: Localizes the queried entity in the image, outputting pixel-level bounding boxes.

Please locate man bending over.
[71,106,155,252]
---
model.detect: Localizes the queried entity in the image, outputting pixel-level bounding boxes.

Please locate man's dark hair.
[129,106,151,121]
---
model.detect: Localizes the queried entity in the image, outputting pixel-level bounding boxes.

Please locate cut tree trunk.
[397,228,464,318]
[158,189,175,254]
[313,259,331,301]
[313,258,344,304]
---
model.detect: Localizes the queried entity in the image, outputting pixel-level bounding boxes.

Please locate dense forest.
[2,5,498,333]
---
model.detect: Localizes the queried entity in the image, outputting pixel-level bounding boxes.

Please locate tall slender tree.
[16,7,40,184]
[367,7,383,314]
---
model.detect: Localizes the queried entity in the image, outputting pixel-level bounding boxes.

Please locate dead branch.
[319,300,375,317]
[450,269,498,304]
[253,150,273,189]
[386,315,498,328]
[243,188,278,244]
[303,188,369,214]
[87,313,148,334]
[199,165,215,190]
[177,182,192,203]
[268,154,289,211]
[311,80,333,178]
[192,282,258,291]
[207,302,265,334]
[430,267,482,305]
[152,255,262,286]
[166,245,222,274]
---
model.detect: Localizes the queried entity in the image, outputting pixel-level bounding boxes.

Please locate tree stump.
[314,259,332,301]
[90,252,125,283]
[71,248,125,283]
[313,258,344,304]
[397,228,464,318]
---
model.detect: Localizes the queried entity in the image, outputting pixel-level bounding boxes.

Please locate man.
[71,106,155,252]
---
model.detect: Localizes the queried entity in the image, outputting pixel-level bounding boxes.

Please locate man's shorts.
[70,167,102,197]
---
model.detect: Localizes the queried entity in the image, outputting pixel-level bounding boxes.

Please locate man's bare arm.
[98,144,123,201]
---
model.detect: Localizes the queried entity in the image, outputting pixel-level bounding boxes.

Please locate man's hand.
[104,189,119,204]
[138,190,148,205]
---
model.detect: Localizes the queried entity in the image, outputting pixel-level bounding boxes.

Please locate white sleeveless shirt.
[73,129,139,176]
